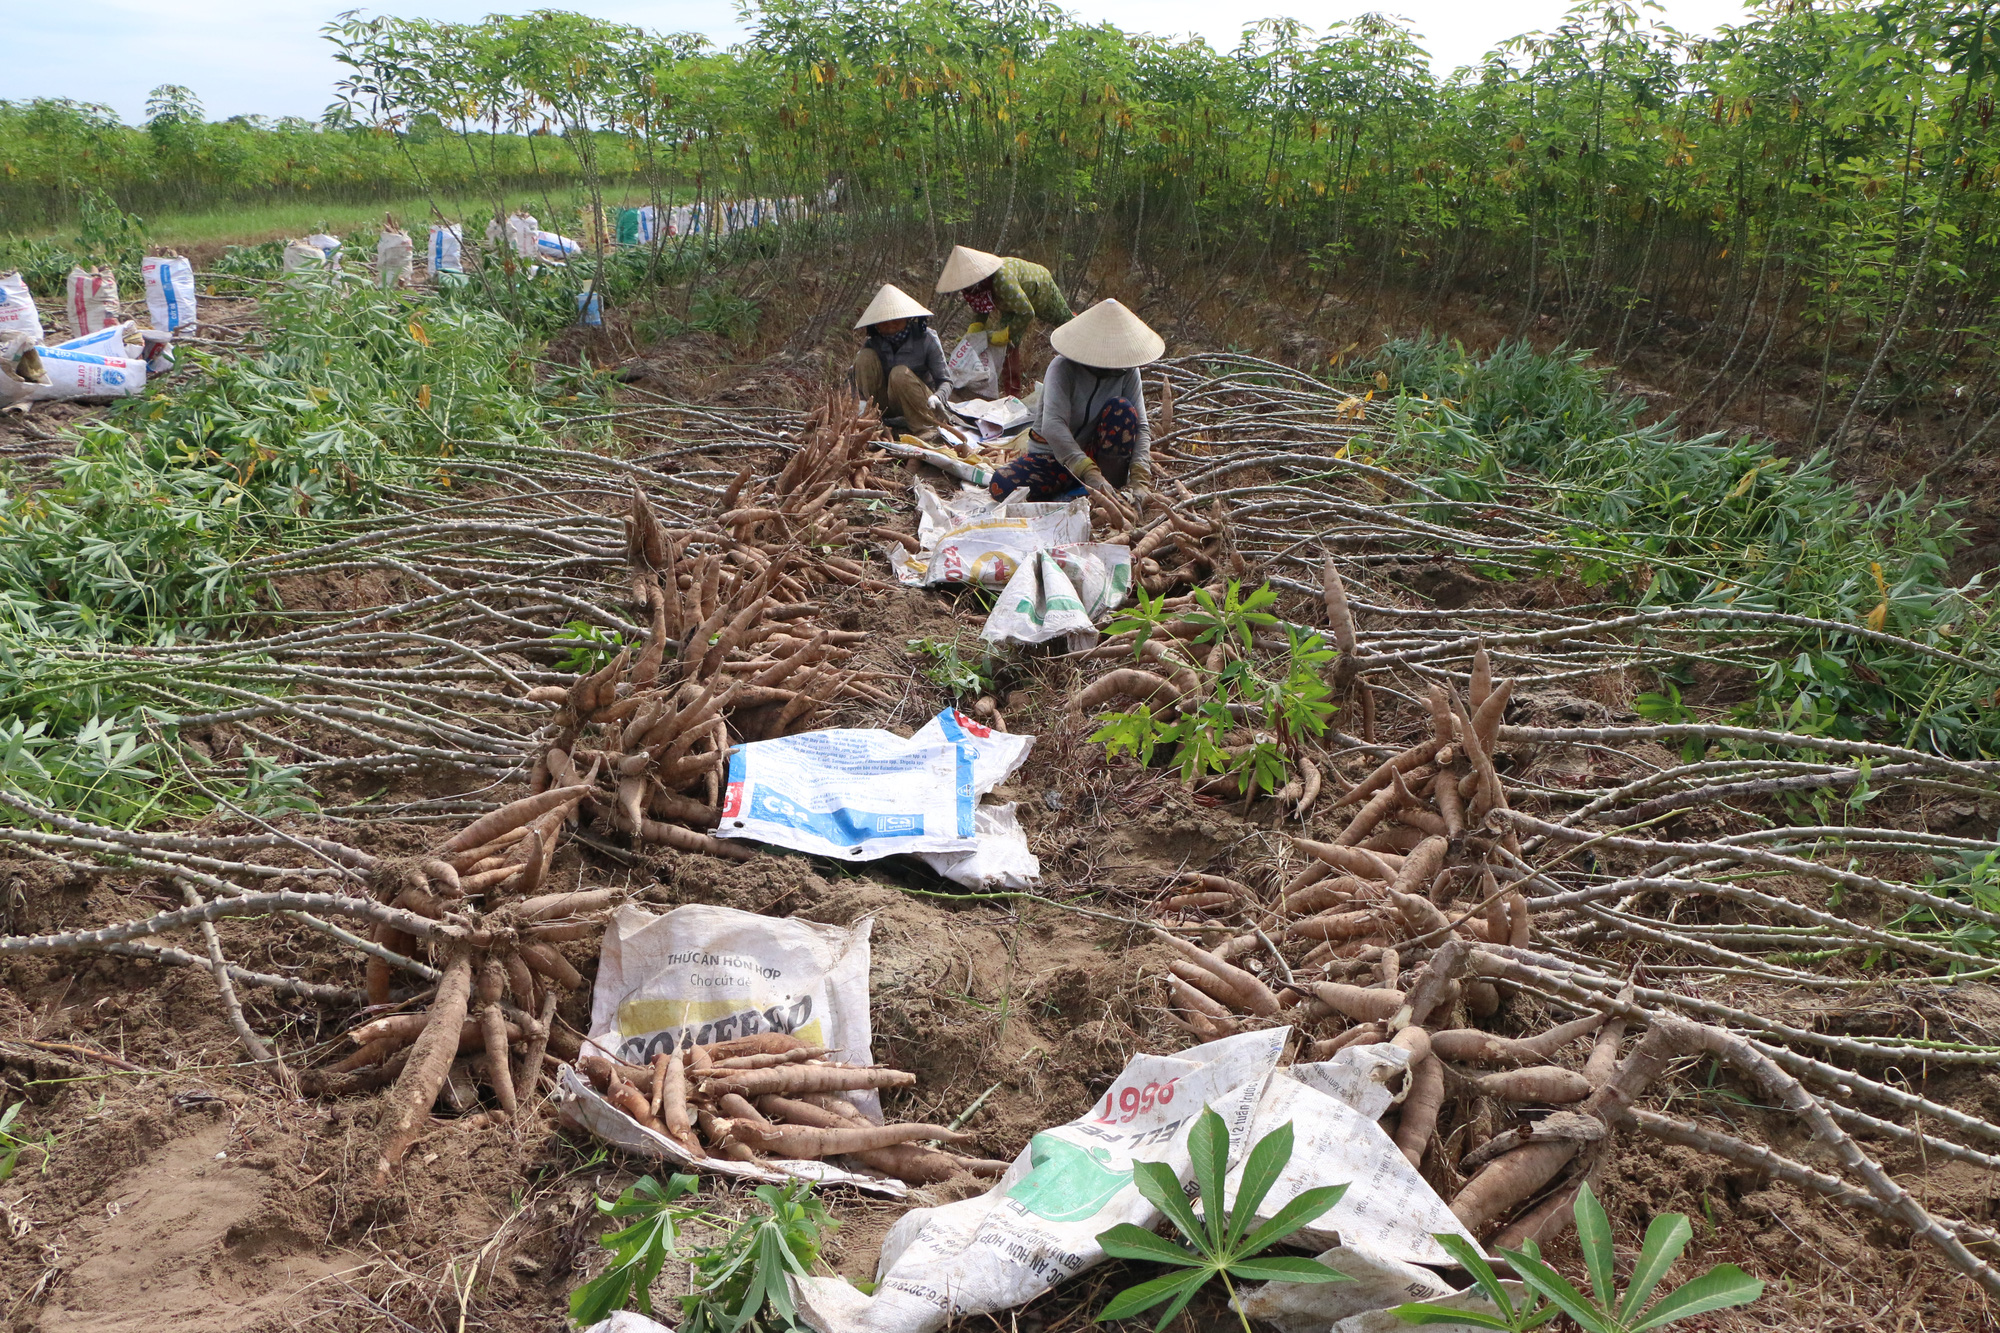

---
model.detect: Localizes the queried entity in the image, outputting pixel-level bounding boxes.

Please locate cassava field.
[5,2,2000,1330]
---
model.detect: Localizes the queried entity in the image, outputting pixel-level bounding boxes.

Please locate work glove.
[965,321,986,336]
[986,326,1012,347]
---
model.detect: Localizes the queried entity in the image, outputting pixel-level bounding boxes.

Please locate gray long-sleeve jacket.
[864,327,947,390]
[1028,354,1152,485]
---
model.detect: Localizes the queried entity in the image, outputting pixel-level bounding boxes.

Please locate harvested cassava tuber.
[1394,1055,1443,1168]
[1473,1067,1593,1104]
[373,952,474,1180]
[705,1064,917,1098]
[1431,1012,1609,1067]
[1152,929,1282,1016]
[1072,669,1183,713]
[1310,1023,1386,1059]
[441,786,591,855]
[1312,982,1405,1023]
[738,1121,968,1158]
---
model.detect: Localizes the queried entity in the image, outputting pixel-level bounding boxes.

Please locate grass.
[5,183,693,252]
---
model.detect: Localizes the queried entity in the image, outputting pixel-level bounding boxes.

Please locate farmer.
[987,298,1162,508]
[935,245,1073,396]
[851,283,947,435]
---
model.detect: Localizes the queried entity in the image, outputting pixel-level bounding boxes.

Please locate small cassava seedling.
[1094,1105,1350,1333]
[1393,1182,1763,1332]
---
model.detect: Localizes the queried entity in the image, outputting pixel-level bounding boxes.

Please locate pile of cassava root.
[575,1032,1010,1185]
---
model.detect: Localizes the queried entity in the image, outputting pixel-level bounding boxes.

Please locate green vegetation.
[1394,1184,1763,1331]
[0,268,596,825]
[678,1180,832,1333]
[1094,584,1338,797]
[569,1173,702,1326]
[0,1101,55,1182]
[1093,1106,1350,1333]
[569,1174,833,1332]
[1357,334,1991,756]
[0,86,633,230]
[908,636,998,698]
[8,0,1994,446]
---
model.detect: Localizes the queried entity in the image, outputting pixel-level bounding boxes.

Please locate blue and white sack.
[534,231,580,264]
[428,224,463,275]
[0,271,44,344]
[142,255,196,333]
[305,233,343,270]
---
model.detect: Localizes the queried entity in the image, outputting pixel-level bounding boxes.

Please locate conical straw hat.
[936,244,1004,293]
[854,283,932,329]
[1049,299,1165,369]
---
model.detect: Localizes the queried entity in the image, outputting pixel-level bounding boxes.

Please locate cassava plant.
[569,1172,705,1327]
[1394,1183,1762,1332]
[1094,1106,1349,1333]
[1091,582,1336,801]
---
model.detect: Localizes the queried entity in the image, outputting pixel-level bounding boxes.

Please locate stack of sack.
[0,258,190,407]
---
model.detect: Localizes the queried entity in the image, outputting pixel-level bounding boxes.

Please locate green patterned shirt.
[984,256,1072,346]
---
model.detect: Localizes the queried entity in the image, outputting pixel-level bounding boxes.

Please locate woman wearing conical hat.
[851,283,947,435]
[935,245,1073,397]
[986,299,1164,507]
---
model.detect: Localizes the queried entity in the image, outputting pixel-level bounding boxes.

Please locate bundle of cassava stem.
[575,1032,1010,1185]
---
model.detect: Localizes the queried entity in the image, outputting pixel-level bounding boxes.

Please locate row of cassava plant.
[304,0,2000,452]
[0,86,636,230]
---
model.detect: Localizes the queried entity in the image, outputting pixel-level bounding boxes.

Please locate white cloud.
[8,0,1747,126]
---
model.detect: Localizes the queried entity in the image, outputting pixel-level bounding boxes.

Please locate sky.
[10,0,1754,126]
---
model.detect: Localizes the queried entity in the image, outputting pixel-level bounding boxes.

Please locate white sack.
[305,233,343,269]
[950,395,1033,435]
[505,213,540,259]
[27,352,145,400]
[282,239,325,274]
[981,544,1132,648]
[581,1315,676,1333]
[585,902,876,1070]
[142,255,196,333]
[794,1029,1288,1333]
[1229,1054,1473,1263]
[717,707,1032,861]
[885,489,1090,590]
[47,322,132,356]
[946,331,1000,397]
[376,229,413,288]
[874,436,993,488]
[429,224,464,274]
[557,901,905,1196]
[534,230,580,263]
[65,267,121,336]
[1237,1246,1460,1333]
[0,272,45,344]
[916,803,1039,890]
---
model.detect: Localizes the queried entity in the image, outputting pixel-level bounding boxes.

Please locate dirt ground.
[3,248,1998,1333]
